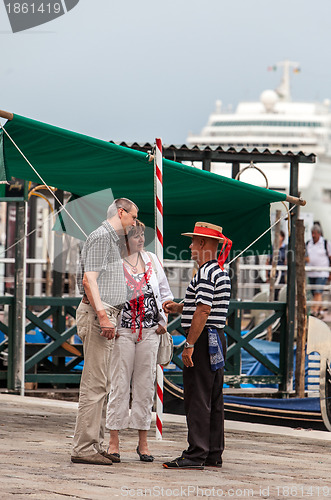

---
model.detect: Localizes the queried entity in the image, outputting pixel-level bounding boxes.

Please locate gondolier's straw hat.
[181,222,225,242]
[182,221,232,269]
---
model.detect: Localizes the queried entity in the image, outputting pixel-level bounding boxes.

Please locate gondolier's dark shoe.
[163,456,204,469]
[205,459,222,468]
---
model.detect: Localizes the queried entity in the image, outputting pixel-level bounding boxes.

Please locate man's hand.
[163,301,183,314]
[155,325,167,335]
[98,314,116,340]
[100,326,116,340]
[182,347,194,367]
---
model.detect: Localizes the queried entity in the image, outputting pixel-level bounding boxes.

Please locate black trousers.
[182,327,226,463]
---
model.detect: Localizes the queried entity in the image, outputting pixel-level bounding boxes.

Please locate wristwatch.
[184,341,195,349]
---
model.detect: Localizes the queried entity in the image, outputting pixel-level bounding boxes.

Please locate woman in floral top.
[106,221,173,462]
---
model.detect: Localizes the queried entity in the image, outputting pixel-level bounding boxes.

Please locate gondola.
[163,367,331,431]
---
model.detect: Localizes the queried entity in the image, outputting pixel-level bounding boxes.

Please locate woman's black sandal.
[105,449,121,463]
[136,446,154,462]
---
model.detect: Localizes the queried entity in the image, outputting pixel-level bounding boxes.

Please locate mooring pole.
[154,138,164,440]
[284,159,299,394]
[295,219,307,397]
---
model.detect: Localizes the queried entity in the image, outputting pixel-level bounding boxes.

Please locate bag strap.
[324,239,331,264]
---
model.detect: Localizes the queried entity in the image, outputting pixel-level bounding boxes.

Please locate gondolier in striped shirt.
[163,222,231,470]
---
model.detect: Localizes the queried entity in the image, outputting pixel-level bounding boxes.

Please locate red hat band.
[192,225,232,269]
[193,226,223,239]
[217,237,232,269]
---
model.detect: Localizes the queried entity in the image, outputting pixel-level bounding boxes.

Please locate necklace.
[123,253,140,274]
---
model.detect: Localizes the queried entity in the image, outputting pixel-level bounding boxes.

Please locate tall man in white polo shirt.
[306,224,331,319]
[163,222,231,470]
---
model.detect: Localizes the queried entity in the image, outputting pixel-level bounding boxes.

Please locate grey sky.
[0,0,330,144]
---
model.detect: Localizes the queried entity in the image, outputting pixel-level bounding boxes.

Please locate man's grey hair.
[107,198,138,219]
[312,224,322,234]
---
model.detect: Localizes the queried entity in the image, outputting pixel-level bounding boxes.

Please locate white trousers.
[106,326,160,430]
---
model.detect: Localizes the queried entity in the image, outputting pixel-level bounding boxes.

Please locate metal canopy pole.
[202,153,211,172]
[52,190,64,300]
[52,190,66,380]
[12,199,27,395]
[28,195,37,296]
[284,159,299,394]
[230,161,240,299]
[226,162,241,384]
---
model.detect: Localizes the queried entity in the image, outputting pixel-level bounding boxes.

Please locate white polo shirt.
[306,237,331,278]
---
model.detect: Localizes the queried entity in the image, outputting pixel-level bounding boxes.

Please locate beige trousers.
[72,301,120,457]
[106,326,160,431]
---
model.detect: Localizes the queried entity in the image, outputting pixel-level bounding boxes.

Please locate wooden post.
[267,210,281,340]
[295,219,307,397]
[285,194,306,206]
[0,109,14,121]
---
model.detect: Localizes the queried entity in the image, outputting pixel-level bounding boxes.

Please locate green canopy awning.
[0,114,287,258]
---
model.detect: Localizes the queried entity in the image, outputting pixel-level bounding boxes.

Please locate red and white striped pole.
[155,137,164,440]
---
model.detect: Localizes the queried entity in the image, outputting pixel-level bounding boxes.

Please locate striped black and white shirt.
[76,221,127,307]
[181,260,231,329]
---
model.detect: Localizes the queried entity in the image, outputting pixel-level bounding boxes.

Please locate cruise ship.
[187,61,331,239]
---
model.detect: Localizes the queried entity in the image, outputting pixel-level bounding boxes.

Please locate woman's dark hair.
[119,220,145,257]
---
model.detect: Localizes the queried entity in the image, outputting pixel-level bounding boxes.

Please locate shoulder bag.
[147,251,173,366]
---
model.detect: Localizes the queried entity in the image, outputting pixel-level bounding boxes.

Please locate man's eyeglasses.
[121,207,137,221]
